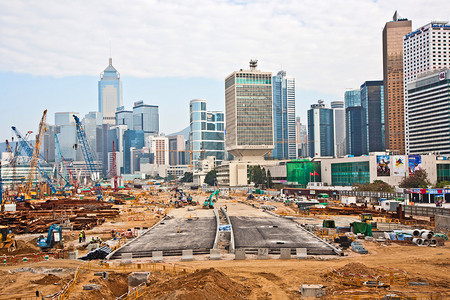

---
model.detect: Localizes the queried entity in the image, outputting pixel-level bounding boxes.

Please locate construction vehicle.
[203,190,220,209]
[0,226,17,252]
[37,224,63,250]
[360,213,373,223]
[73,115,103,201]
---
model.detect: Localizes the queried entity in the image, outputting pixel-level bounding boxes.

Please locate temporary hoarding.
[392,155,406,176]
[376,155,390,176]
[408,155,422,175]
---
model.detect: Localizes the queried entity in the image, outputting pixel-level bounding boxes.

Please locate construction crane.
[5,132,32,191]
[0,161,3,212]
[112,140,118,192]
[73,115,103,201]
[12,126,57,197]
[24,110,48,198]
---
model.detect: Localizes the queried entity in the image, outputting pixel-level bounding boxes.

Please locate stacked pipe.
[404,229,436,246]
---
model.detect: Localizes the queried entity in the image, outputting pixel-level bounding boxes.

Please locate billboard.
[392,155,406,176]
[376,155,390,176]
[408,155,422,175]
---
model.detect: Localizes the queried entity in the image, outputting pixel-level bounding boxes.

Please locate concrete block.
[87,243,99,251]
[234,248,246,260]
[299,284,324,297]
[121,253,133,264]
[152,251,163,263]
[279,248,291,259]
[128,272,150,288]
[181,249,193,261]
[257,248,269,259]
[68,250,78,260]
[209,249,221,260]
[83,284,100,290]
[296,248,307,259]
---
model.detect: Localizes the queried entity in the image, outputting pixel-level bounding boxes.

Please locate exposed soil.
[31,274,61,285]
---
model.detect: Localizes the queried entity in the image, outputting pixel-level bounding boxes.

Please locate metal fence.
[403,205,450,217]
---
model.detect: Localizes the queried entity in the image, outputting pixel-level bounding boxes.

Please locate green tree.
[354,180,394,192]
[180,172,193,183]
[204,170,218,186]
[248,165,266,188]
[435,181,450,188]
[399,169,432,189]
[165,174,176,182]
[266,169,273,189]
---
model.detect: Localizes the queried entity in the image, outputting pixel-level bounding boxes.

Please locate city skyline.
[1,1,450,143]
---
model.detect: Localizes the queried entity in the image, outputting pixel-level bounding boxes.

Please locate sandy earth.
[0,191,449,299]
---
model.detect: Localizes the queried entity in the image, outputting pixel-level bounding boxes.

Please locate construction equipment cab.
[37,225,63,250]
[360,213,373,223]
[0,226,17,252]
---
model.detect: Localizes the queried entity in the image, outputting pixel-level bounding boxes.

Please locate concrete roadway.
[225,202,336,255]
[110,203,216,259]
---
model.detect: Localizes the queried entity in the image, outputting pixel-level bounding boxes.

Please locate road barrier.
[1,250,66,266]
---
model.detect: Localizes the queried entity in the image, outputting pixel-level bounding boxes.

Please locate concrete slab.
[121,253,132,264]
[234,248,246,260]
[257,248,269,259]
[296,248,307,259]
[152,251,163,263]
[300,284,324,297]
[229,216,335,255]
[279,248,291,259]
[209,249,221,260]
[182,249,193,261]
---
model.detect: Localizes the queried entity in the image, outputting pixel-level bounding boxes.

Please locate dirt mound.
[334,263,377,276]
[146,268,251,300]
[75,272,129,300]
[31,274,60,285]
[0,239,40,255]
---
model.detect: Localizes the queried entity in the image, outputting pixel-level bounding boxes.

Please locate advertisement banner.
[376,155,390,176]
[408,155,422,175]
[393,155,406,176]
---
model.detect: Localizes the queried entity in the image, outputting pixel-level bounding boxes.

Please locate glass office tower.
[307,100,334,157]
[360,81,385,154]
[98,58,123,125]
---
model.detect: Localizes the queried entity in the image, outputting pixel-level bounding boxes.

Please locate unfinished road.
[110,205,216,259]
[226,202,337,255]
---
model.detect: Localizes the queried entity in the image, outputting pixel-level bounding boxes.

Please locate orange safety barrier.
[0,250,66,266]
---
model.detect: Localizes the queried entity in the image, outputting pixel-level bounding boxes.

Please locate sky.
[0,0,449,142]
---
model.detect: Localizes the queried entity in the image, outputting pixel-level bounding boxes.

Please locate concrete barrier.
[221,207,235,253]
[152,251,163,263]
[68,250,78,260]
[300,284,324,297]
[182,249,193,261]
[436,214,450,231]
[296,248,307,259]
[209,249,221,260]
[121,253,133,264]
[279,248,291,259]
[234,248,246,260]
[128,272,150,290]
[213,208,220,249]
[257,248,269,259]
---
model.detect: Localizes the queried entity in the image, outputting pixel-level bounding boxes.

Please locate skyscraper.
[307,100,334,157]
[189,99,225,168]
[123,130,144,174]
[360,81,385,154]
[403,21,450,154]
[132,101,159,136]
[382,12,411,154]
[115,107,133,129]
[344,90,363,156]
[331,101,346,157]
[148,136,169,165]
[295,117,308,157]
[225,60,274,161]
[272,70,296,160]
[168,135,186,166]
[55,112,81,161]
[98,58,123,125]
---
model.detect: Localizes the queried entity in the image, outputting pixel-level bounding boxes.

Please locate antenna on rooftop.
[249,59,258,70]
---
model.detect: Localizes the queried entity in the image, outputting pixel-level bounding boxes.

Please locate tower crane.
[112,140,118,192]
[73,115,103,201]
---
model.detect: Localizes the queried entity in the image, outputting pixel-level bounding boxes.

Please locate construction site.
[0,110,449,299]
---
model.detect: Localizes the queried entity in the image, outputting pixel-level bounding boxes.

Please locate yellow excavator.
[0,226,17,252]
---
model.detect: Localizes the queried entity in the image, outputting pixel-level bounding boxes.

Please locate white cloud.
[0,0,448,96]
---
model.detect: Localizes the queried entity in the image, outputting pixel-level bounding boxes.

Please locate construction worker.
[81,230,86,242]
[79,231,83,243]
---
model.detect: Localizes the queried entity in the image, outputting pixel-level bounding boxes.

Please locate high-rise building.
[344,90,363,156]
[55,112,81,161]
[132,101,159,137]
[404,21,450,154]
[83,112,102,158]
[295,117,308,157]
[41,125,58,163]
[98,58,123,125]
[225,60,274,161]
[360,81,385,154]
[407,69,450,155]
[189,99,225,168]
[272,70,296,160]
[307,100,334,157]
[115,107,133,129]
[148,136,169,165]
[123,130,144,174]
[331,101,346,157]
[382,12,411,154]
[168,135,186,166]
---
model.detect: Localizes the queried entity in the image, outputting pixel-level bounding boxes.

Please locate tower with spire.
[98,58,123,125]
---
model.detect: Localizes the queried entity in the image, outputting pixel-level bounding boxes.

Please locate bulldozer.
[0,226,17,252]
